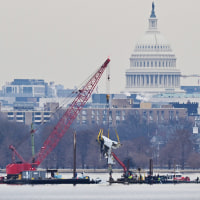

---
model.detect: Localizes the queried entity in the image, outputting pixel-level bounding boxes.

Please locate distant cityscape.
[0,78,199,135]
[0,2,200,135]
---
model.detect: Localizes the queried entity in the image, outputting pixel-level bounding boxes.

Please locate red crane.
[6,58,110,177]
[111,152,127,174]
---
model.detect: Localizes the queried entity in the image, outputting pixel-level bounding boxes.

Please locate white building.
[125,2,183,94]
[2,79,47,97]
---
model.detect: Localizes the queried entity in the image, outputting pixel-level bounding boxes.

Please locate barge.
[108,175,199,185]
[0,170,101,185]
[3,177,100,185]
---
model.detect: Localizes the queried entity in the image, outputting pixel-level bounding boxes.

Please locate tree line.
[0,111,200,170]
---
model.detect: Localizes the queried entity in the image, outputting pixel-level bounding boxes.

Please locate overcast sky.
[0,0,200,93]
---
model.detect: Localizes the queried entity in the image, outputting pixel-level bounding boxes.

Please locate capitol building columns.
[126,73,180,89]
[124,2,183,94]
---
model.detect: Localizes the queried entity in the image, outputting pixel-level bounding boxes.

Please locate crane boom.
[9,145,26,163]
[6,58,110,176]
[35,58,110,166]
[111,152,127,173]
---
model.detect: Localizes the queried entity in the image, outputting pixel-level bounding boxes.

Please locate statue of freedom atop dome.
[150,2,156,18]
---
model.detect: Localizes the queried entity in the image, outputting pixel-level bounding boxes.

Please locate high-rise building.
[125,2,183,94]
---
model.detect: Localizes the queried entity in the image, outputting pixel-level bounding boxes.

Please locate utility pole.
[30,123,35,163]
[73,130,77,178]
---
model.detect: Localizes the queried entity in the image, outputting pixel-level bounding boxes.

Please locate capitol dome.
[135,33,172,52]
[135,5,173,54]
[125,2,182,94]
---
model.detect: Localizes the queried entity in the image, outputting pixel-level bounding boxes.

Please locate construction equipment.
[7,145,36,179]
[6,58,110,178]
[111,152,127,174]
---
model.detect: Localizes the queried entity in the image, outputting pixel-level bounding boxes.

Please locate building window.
[142,111,147,121]
[122,111,126,121]
[34,117,41,120]
[23,87,32,94]
[157,111,159,122]
[6,87,12,94]
[82,120,87,124]
[103,110,107,115]
[116,110,121,116]
[176,111,179,121]
[82,116,87,121]
[44,117,50,121]
[17,112,23,115]
[149,111,153,121]
[161,111,164,121]
[169,111,174,120]
[82,110,87,115]
[34,87,45,94]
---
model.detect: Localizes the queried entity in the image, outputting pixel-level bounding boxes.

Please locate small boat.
[166,173,190,182]
[166,166,190,182]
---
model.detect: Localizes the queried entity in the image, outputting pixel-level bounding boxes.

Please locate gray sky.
[0,0,200,93]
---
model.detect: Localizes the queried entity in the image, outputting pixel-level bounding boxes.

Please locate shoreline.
[1,168,200,174]
[58,168,200,174]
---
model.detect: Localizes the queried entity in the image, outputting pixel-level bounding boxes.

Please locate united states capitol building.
[125,2,183,94]
[123,2,200,112]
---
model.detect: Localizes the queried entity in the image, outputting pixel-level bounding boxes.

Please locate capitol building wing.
[125,2,182,94]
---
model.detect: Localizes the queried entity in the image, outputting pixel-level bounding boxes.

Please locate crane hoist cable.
[106,63,111,138]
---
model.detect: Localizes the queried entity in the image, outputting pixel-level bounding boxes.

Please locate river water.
[1,173,200,200]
